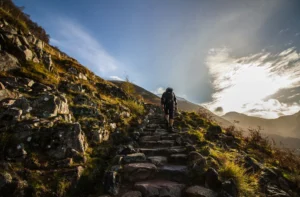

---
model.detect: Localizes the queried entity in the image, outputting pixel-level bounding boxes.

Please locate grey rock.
[148,156,168,166]
[244,156,263,173]
[0,82,5,90]
[222,179,238,197]
[68,67,78,75]
[19,36,30,48]
[32,94,69,118]
[78,72,87,80]
[0,89,19,101]
[35,39,44,49]
[205,168,222,190]
[122,153,147,164]
[31,82,52,92]
[13,97,31,113]
[43,53,53,72]
[22,48,33,61]
[104,171,120,195]
[188,151,205,163]
[134,180,185,197]
[1,107,22,121]
[0,172,12,189]
[185,185,217,197]
[47,123,88,159]
[124,163,157,182]
[266,185,290,197]
[0,51,20,72]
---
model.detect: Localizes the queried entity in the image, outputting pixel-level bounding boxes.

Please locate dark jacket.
[161,90,177,106]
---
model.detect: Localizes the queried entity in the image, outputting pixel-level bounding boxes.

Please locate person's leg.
[164,106,169,127]
[169,104,175,130]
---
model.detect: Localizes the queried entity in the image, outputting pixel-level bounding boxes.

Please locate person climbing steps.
[161,87,178,132]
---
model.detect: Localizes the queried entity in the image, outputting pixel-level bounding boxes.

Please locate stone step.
[139,135,161,142]
[156,164,189,183]
[161,133,181,140]
[147,156,168,166]
[123,163,157,182]
[185,185,218,197]
[139,146,186,157]
[140,140,175,148]
[122,153,147,164]
[134,180,186,197]
[169,154,188,165]
[140,130,169,137]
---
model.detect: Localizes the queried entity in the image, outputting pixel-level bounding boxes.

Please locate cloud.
[153,87,165,95]
[109,76,124,81]
[242,99,300,119]
[49,18,120,75]
[205,47,300,118]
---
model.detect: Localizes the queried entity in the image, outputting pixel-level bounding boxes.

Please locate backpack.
[164,88,174,104]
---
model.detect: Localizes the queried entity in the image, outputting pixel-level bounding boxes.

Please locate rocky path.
[104,111,218,197]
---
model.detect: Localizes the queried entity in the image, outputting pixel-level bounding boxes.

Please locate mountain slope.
[0,2,299,197]
[223,111,300,138]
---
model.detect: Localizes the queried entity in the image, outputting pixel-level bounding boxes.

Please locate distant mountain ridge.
[223,111,300,138]
[223,111,300,149]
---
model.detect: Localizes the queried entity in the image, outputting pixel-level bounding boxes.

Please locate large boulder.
[32,94,69,118]
[0,51,20,72]
[46,123,88,160]
[21,48,33,61]
[124,163,157,182]
[205,168,222,191]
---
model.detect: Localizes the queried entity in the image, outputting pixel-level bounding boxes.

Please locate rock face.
[32,94,70,118]
[46,123,88,160]
[0,51,20,72]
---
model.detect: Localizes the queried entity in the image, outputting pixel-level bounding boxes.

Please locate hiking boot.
[169,126,174,132]
[165,120,169,129]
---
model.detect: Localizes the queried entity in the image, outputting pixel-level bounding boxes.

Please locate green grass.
[122,100,145,116]
[16,61,59,86]
[219,161,258,196]
[0,8,29,33]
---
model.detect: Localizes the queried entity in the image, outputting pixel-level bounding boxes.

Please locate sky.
[14,0,300,118]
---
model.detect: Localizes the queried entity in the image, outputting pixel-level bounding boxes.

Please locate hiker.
[161,87,178,131]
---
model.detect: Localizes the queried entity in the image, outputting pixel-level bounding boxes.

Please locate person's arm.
[161,93,165,109]
[173,93,178,110]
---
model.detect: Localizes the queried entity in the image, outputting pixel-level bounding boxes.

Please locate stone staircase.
[104,112,219,197]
